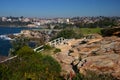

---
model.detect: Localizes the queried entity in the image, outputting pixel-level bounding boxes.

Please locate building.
[7,18,12,22]
[66,19,70,23]
[23,18,30,22]
[2,17,7,21]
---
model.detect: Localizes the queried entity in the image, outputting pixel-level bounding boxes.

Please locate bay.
[0,26,35,56]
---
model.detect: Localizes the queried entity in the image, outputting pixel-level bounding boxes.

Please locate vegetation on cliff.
[1,23,120,80]
[9,37,30,56]
[0,46,62,80]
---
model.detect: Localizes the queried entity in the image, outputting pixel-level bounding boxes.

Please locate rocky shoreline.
[7,29,58,40]
[1,27,120,79]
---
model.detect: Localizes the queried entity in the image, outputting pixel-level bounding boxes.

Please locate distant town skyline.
[0,0,120,18]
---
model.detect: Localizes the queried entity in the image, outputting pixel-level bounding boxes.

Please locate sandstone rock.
[73,59,80,66]
[60,63,75,80]
[53,35,120,79]
[19,30,50,42]
[77,54,120,79]
[53,53,75,78]
[61,63,75,74]
[54,52,74,65]
[85,34,103,39]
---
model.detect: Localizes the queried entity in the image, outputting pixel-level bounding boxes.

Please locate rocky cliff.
[53,34,120,79]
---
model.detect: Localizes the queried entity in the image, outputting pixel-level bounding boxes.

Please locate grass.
[81,28,101,34]
[73,28,102,35]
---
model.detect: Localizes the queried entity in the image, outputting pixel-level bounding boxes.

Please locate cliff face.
[78,54,120,78]
[53,34,120,79]
[76,36,120,79]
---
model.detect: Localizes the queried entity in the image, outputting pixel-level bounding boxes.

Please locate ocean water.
[0,26,34,56]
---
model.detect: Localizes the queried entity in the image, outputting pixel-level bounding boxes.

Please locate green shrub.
[0,46,62,80]
[56,29,76,39]
[54,48,61,53]
[101,27,120,37]
[43,44,53,50]
[17,46,34,57]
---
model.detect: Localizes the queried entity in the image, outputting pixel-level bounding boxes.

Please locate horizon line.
[1,15,120,18]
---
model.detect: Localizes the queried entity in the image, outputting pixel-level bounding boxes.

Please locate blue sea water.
[0,26,34,56]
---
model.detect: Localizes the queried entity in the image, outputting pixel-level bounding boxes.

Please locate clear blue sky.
[0,0,120,18]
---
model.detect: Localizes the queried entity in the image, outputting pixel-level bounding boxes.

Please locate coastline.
[0,27,37,56]
[0,25,28,28]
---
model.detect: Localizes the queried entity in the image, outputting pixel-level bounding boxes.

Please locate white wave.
[0,32,20,40]
[0,35,14,40]
[13,33,20,36]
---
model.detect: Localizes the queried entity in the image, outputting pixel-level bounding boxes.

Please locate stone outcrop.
[53,34,120,79]
[20,30,50,42]
[54,53,75,76]
[78,54,120,76]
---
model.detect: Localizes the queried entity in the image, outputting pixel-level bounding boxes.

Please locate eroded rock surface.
[78,54,120,77]
[53,34,120,79]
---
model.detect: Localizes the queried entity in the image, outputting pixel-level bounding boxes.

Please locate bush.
[56,29,76,39]
[54,48,61,53]
[101,27,120,37]
[43,44,53,50]
[17,46,34,57]
[0,51,62,80]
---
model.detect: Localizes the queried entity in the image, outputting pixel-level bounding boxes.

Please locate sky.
[0,0,120,18]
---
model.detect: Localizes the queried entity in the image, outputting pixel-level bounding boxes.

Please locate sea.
[0,26,35,56]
